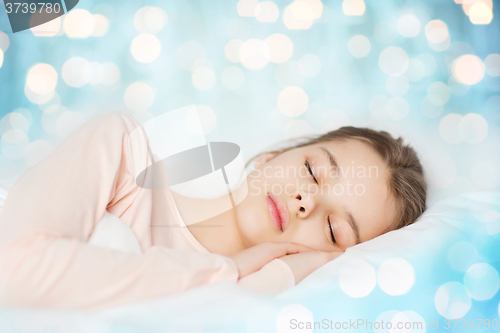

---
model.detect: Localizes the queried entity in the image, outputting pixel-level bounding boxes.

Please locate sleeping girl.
[0,109,426,311]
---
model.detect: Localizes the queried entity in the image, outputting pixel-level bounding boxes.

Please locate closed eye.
[305,160,318,184]
[328,217,336,244]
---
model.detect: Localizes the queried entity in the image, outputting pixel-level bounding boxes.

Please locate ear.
[253,152,278,168]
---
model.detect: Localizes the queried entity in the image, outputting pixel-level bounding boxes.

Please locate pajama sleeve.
[237,258,295,296]
[0,111,239,311]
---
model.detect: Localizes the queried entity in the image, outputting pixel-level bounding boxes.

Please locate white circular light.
[134,6,167,33]
[124,82,155,112]
[425,20,449,44]
[298,54,321,77]
[282,1,314,30]
[439,113,463,144]
[277,86,309,117]
[435,282,471,319]
[255,1,280,22]
[221,66,245,90]
[427,81,450,105]
[484,54,500,77]
[237,0,259,17]
[452,54,485,85]
[62,57,92,88]
[26,63,58,95]
[239,39,270,70]
[131,33,161,63]
[225,39,243,63]
[348,35,371,58]
[339,259,376,297]
[468,3,493,25]
[377,258,415,296]
[379,46,409,76]
[192,67,216,90]
[464,263,499,301]
[99,62,121,86]
[397,14,420,38]
[342,0,366,16]
[91,14,109,37]
[458,113,488,144]
[0,31,9,52]
[265,34,293,64]
[63,9,95,38]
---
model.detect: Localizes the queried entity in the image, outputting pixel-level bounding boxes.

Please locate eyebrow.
[318,146,361,245]
[319,146,338,176]
[344,205,361,245]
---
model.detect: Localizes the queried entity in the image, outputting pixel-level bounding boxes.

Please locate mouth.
[266,193,289,232]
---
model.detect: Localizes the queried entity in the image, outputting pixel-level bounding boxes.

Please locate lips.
[266,193,289,232]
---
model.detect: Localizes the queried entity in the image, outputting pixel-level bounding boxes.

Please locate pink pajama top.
[0,111,295,312]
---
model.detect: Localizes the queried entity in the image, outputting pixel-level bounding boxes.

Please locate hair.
[247,127,427,231]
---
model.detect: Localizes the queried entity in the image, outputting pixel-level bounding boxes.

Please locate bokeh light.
[276,304,314,333]
[452,54,485,85]
[239,39,269,70]
[0,31,9,52]
[386,76,409,96]
[277,86,309,117]
[265,34,293,63]
[62,57,92,88]
[237,0,259,17]
[134,6,167,34]
[484,54,500,77]
[435,281,472,319]
[255,1,279,23]
[192,67,216,90]
[124,82,155,112]
[348,35,371,58]
[377,258,415,296]
[463,263,500,300]
[225,39,244,63]
[342,0,365,16]
[31,16,61,37]
[397,14,421,38]
[91,14,109,37]
[177,41,206,70]
[26,63,58,95]
[131,34,161,63]
[275,61,304,88]
[339,259,376,298]
[63,9,95,38]
[379,46,409,76]
[457,113,488,143]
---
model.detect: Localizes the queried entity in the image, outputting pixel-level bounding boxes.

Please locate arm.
[238,251,342,296]
[0,111,239,311]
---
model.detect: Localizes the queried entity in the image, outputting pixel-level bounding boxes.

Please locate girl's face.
[234,139,398,252]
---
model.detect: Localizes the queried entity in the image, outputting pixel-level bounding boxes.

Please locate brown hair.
[247,127,427,231]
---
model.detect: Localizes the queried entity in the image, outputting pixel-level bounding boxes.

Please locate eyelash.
[305,160,336,244]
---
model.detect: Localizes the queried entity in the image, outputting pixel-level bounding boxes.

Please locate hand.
[229,242,316,279]
[278,250,343,284]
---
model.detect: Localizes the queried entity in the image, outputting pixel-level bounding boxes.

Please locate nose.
[294,191,317,219]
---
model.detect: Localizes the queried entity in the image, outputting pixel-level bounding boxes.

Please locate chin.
[234,196,272,248]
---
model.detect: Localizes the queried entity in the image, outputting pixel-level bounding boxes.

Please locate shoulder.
[81,111,142,139]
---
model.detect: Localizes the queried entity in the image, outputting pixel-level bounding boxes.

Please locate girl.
[0,110,426,311]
